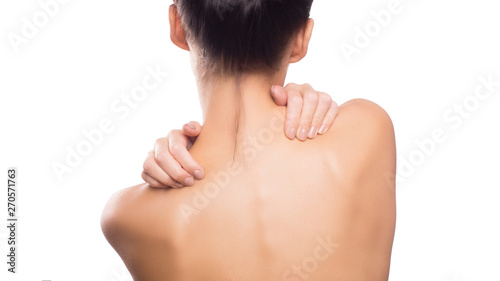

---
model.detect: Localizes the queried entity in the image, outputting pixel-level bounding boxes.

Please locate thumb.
[182,121,202,137]
[271,85,288,106]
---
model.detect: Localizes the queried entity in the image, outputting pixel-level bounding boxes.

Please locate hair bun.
[176,0,313,74]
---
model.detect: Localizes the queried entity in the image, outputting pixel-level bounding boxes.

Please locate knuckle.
[319,92,332,103]
[155,152,170,167]
[289,95,303,106]
[142,160,152,173]
[302,83,315,92]
[169,143,184,156]
[155,149,169,160]
[304,91,319,103]
[166,129,181,139]
[154,137,166,146]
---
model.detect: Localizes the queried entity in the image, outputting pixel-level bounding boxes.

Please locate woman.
[101,1,396,280]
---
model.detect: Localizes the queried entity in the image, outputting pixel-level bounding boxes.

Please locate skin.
[142,83,339,189]
[101,4,397,281]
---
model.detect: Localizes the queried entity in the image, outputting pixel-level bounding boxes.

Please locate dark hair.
[174,0,314,75]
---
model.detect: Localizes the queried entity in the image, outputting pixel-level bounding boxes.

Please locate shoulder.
[100,183,183,248]
[323,98,395,151]
[320,98,396,188]
[335,98,394,139]
[100,183,147,246]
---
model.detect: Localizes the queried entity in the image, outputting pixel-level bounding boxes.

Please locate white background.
[1,0,499,280]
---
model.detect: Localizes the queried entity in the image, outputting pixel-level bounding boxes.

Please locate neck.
[192,72,287,162]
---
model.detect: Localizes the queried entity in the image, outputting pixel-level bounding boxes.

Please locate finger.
[166,131,205,180]
[308,92,332,139]
[295,84,319,141]
[141,171,172,189]
[182,121,202,138]
[154,138,196,185]
[182,121,202,150]
[283,87,303,140]
[318,100,339,135]
[271,85,287,106]
[143,150,184,188]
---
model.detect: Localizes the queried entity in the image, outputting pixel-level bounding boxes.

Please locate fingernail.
[173,182,184,189]
[183,177,195,186]
[186,122,196,130]
[308,126,317,139]
[319,124,328,135]
[193,169,204,180]
[271,85,276,92]
[298,128,308,141]
[286,127,296,139]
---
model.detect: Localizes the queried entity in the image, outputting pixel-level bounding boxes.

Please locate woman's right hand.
[142,83,339,188]
[141,121,204,189]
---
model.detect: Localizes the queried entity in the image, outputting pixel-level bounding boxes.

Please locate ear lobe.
[169,4,190,51]
[289,19,314,64]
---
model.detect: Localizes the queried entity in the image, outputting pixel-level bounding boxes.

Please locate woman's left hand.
[271,83,339,140]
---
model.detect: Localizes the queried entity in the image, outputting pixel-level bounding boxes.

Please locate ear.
[289,19,314,63]
[169,4,190,51]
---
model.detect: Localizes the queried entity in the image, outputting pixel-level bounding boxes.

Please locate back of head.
[174,0,314,75]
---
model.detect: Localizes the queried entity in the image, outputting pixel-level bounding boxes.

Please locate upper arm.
[323,98,397,278]
[100,185,138,252]
[101,184,182,280]
[101,184,157,280]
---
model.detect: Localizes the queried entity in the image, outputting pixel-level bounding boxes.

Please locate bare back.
[101,99,397,281]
